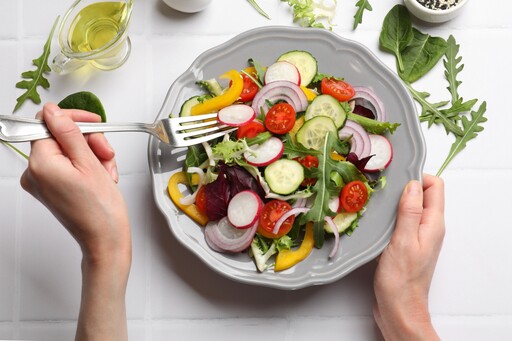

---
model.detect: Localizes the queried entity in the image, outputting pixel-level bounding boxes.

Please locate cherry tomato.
[257,200,295,239]
[236,121,266,139]
[294,155,319,186]
[265,103,296,135]
[321,78,355,102]
[340,180,368,213]
[195,186,207,214]
[239,73,259,102]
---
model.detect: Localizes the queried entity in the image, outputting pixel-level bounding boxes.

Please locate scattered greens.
[379,5,413,73]
[58,91,107,122]
[398,28,447,83]
[247,0,271,19]
[13,16,59,113]
[437,102,487,175]
[353,0,372,30]
[380,5,487,176]
[281,0,338,29]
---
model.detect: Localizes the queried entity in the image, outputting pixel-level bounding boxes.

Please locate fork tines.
[172,113,237,146]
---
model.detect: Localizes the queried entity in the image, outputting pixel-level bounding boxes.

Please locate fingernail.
[407,181,422,195]
[111,165,119,183]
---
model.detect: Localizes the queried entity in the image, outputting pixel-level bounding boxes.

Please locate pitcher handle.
[51,52,88,74]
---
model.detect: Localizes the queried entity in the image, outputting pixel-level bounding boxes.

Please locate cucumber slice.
[196,79,223,96]
[324,212,359,234]
[305,94,347,128]
[295,116,338,150]
[178,95,211,117]
[264,159,304,195]
[277,50,318,86]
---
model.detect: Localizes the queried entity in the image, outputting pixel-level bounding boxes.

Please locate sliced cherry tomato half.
[195,185,207,214]
[265,103,296,135]
[340,180,368,213]
[236,121,266,139]
[294,155,319,186]
[321,78,355,102]
[257,200,295,239]
[239,73,259,102]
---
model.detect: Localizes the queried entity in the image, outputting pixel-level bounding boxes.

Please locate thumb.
[393,180,424,242]
[42,103,94,163]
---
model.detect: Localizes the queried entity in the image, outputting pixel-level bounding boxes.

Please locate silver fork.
[0,113,237,147]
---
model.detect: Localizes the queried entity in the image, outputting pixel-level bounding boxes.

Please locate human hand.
[373,174,445,341]
[20,102,131,262]
[20,103,131,340]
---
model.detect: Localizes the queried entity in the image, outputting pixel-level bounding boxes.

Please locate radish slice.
[218,104,256,127]
[352,86,387,121]
[364,134,393,172]
[272,207,309,235]
[204,217,257,253]
[264,61,301,85]
[244,137,284,167]
[251,80,308,116]
[338,120,371,159]
[328,196,340,213]
[325,216,341,259]
[227,190,263,229]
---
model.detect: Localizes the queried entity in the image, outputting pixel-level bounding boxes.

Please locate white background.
[0,0,511,340]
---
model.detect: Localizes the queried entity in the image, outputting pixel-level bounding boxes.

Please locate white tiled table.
[1,1,511,340]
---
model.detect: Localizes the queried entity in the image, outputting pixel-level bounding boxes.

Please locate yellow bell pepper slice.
[167,171,208,226]
[191,69,244,115]
[330,151,346,161]
[275,222,315,271]
[301,86,317,101]
[288,115,305,143]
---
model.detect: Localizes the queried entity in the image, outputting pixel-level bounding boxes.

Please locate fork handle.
[0,115,155,143]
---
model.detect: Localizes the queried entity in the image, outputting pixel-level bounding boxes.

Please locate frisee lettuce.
[281,0,337,29]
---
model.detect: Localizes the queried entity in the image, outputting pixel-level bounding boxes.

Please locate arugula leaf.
[283,135,322,159]
[281,0,337,29]
[399,28,447,83]
[247,0,270,19]
[444,35,464,104]
[405,83,463,136]
[437,102,487,176]
[13,16,59,113]
[347,112,401,135]
[248,58,267,85]
[300,133,366,247]
[353,0,372,30]
[379,5,413,73]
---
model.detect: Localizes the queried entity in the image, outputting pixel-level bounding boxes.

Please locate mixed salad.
[167,50,400,272]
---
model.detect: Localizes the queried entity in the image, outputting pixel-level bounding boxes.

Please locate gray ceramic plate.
[148,26,426,290]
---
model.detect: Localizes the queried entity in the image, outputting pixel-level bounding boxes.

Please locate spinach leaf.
[379,5,413,73]
[58,91,107,122]
[399,28,447,83]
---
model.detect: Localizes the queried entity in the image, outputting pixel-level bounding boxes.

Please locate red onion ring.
[272,207,310,235]
[352,86,387,122]
[338,120,371,159]
[324,216,340,259]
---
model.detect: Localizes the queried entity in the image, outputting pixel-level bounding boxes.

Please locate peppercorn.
[416,0,460,10]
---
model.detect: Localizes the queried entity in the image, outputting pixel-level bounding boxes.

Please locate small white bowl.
[403,0,469,23]
[162,0,212,13]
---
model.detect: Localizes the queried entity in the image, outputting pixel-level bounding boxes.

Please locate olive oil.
[68,1,129,53]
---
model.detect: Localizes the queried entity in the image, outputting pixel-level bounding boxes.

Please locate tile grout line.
[142,8,154,340]
[11,1,24,338]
